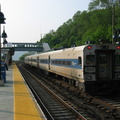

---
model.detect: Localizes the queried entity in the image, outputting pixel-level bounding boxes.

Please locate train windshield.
[115,55,120,65]
[86,55,95,65]
[99,54,107,64]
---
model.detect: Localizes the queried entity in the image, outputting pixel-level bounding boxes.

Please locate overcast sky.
[0,0,91,44]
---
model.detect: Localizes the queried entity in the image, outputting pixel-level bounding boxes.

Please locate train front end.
[84,44,120,94]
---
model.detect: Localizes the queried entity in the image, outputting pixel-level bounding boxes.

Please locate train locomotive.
[24,44,120,94]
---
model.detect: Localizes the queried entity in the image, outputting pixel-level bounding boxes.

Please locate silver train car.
[25,44,120,94]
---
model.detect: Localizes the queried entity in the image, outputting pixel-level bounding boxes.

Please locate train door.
[28,58,29,64]
[96,50,115,80]
[37,56,39,68]
[48,55,51,70]
[31,57,32,66]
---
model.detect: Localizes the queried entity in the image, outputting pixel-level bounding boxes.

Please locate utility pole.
[112,1,115,43]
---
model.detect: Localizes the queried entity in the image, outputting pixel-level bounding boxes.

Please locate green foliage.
[38,0,120,48]
[19,53,30,61]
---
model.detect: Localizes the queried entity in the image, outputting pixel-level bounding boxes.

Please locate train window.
[52,60,54,64]
[56,60,59,64]
[54,60,56,64]
[33,59,36,62]
[99,54,107,64]
[40,59,48,63]
[78,57,82,65]
[67,61,71,65]
[62,61,66,65]
[115,55,120,64]
[86,55,95,64]
[58,60,61,65]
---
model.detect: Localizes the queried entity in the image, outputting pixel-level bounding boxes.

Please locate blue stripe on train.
[30,59,82,69]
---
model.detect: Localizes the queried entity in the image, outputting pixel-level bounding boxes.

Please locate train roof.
[25,44,119,58]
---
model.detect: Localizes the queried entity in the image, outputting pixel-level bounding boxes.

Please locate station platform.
[0,63,46,120]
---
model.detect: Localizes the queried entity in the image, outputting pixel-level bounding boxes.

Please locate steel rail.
[18,63,88,120]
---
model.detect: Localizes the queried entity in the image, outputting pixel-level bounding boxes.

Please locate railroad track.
[16,62,120,120]
[95,96,120,110]
[17,62,90,120]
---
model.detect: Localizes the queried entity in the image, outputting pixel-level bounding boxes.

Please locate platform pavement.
[0,64,46,120]
[0,65,14,120]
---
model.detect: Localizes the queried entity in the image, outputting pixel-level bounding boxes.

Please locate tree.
[88,0,117,11]
[19,53,30,61]
[37,0,120,48]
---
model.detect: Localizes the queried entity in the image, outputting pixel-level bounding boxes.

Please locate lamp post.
[0,5,6,85]
[2,26,7,47]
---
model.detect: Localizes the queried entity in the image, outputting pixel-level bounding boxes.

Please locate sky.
[0,0,91,60]
[0,0,91,44]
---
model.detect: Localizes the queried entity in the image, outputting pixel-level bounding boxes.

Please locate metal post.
[0,12,3,86]
[0,19,4,86]
[0,23,2,80]
[0,5,6,85]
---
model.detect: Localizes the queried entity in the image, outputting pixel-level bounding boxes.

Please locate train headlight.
[115,66,120,72]
[115,74,120,79]
[85,74,96,81]
[86,75,92,80]
[117,75,120,78]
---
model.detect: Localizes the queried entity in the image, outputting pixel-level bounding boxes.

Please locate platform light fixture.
[0,5,6,85]
[2,26,7,47]
[2,26,7,38]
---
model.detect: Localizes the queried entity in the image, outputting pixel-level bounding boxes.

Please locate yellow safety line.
[13,64,43,120]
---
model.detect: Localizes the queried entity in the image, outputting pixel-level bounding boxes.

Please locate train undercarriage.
[85,80,120,95]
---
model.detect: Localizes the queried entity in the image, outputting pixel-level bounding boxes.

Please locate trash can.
[1,62,6,83]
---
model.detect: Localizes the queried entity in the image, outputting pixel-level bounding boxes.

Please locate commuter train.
[24,44,120,94]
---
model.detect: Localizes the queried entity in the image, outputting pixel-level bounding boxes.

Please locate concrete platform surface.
[0,64,46,120]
